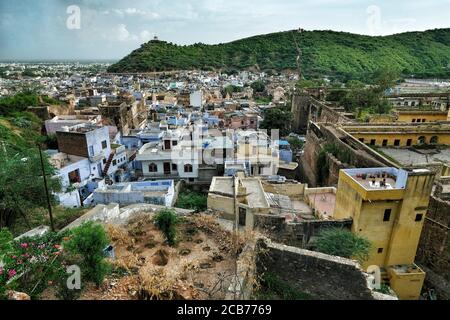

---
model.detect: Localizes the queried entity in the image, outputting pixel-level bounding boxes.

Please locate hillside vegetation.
[108,28,450,79]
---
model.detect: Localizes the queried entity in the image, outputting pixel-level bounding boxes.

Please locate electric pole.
[38,144,55,232]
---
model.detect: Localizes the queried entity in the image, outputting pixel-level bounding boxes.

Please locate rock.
[7,291,31,300]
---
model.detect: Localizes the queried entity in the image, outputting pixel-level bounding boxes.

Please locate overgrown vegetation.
[0,142,62,230]
[0,231,70,299]
[175,190,208,213]
[0,91,62,116]
[317,143,354,185]
[327,68,399,118]
[64,222,111,287]
[258,272,312,300]
[314,228,371,264]
[108,29,450,80]
[259,107,293,137]
[287,136,304,152]
[153,209,179,246]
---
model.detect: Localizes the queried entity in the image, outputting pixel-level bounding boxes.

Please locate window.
[101,140,107,149]
[172,140,178,146]
[430,136,438,144]
[378,248,384,254]
[103,158,106,164]
[148,163,157,172]
[412,119,416,123]
[112,160,117,166]
[184,164,193,173]
[415,214,423,222]
[382,139,388,147]
[383,209,391,222]
[88,145,94,156]
[172,163,178,171]
[422,119,426,123]
[394,139,400,146]
[407,139,412,147]
[370,139,376,146]
[418,136,426,145]
[359,138,364,143]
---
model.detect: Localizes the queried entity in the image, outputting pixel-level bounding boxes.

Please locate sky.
[0,0,449,60]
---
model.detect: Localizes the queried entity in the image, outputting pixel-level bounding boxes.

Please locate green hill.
[108,28,450,79]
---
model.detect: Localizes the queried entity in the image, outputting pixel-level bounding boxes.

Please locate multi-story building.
[334,167,435,300]
[53,124,129,205]
[135,128,234,183]
[235,130,279,176]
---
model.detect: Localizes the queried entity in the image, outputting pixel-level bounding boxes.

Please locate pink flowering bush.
[0,231,69,299]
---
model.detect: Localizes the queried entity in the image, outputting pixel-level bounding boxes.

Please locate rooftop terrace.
[342,168,408,191]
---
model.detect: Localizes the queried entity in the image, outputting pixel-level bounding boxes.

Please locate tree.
[371,68,399,93]
[250,80,266,93]
[0,145,62,229]
[287,136,304,151]
[260,108,293,137]
[221,85,243,98]
[153,209,179,246]
[315,228,371,263]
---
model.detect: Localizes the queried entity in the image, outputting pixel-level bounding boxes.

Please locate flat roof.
[342,167,408,190]
[308,192,336,219]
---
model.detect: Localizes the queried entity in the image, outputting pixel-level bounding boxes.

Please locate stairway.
[102,153,114,177]
[128,151,137,162]
[380,270,390,285]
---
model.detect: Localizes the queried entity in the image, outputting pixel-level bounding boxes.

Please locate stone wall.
[253,214,352,248]
[416,191,450,299]
[291,94,350,134]
[299,123,390,187]
[255,239,381,300]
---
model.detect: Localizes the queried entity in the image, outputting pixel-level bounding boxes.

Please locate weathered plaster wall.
[255,239,381,300]
[253,214,352,248]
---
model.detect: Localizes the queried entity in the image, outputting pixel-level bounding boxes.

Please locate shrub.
[315,228,371,263]
[175,190,207,212]
[0,231,66,299]
[65,222,111,286]
[153,209,179,246]
[0,228,13,256]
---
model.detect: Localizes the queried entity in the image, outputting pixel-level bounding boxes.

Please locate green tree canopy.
[0,145,62,229]
[260,108,293,137]
[250,80,266,93]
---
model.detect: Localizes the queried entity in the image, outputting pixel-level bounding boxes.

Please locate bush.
[0,231,67,299]
[0,228,13,256]
[65,222,111,286]
[315,228,371,263]
[153,209,179,246]
[175,190,207,212]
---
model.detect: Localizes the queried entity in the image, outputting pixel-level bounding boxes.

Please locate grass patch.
[257,272,312,300]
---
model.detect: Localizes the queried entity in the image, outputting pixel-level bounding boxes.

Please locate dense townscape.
[1,5,450,303]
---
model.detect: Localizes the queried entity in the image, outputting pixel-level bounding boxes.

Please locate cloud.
[103,24,153,42]
[101,7,160,19]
